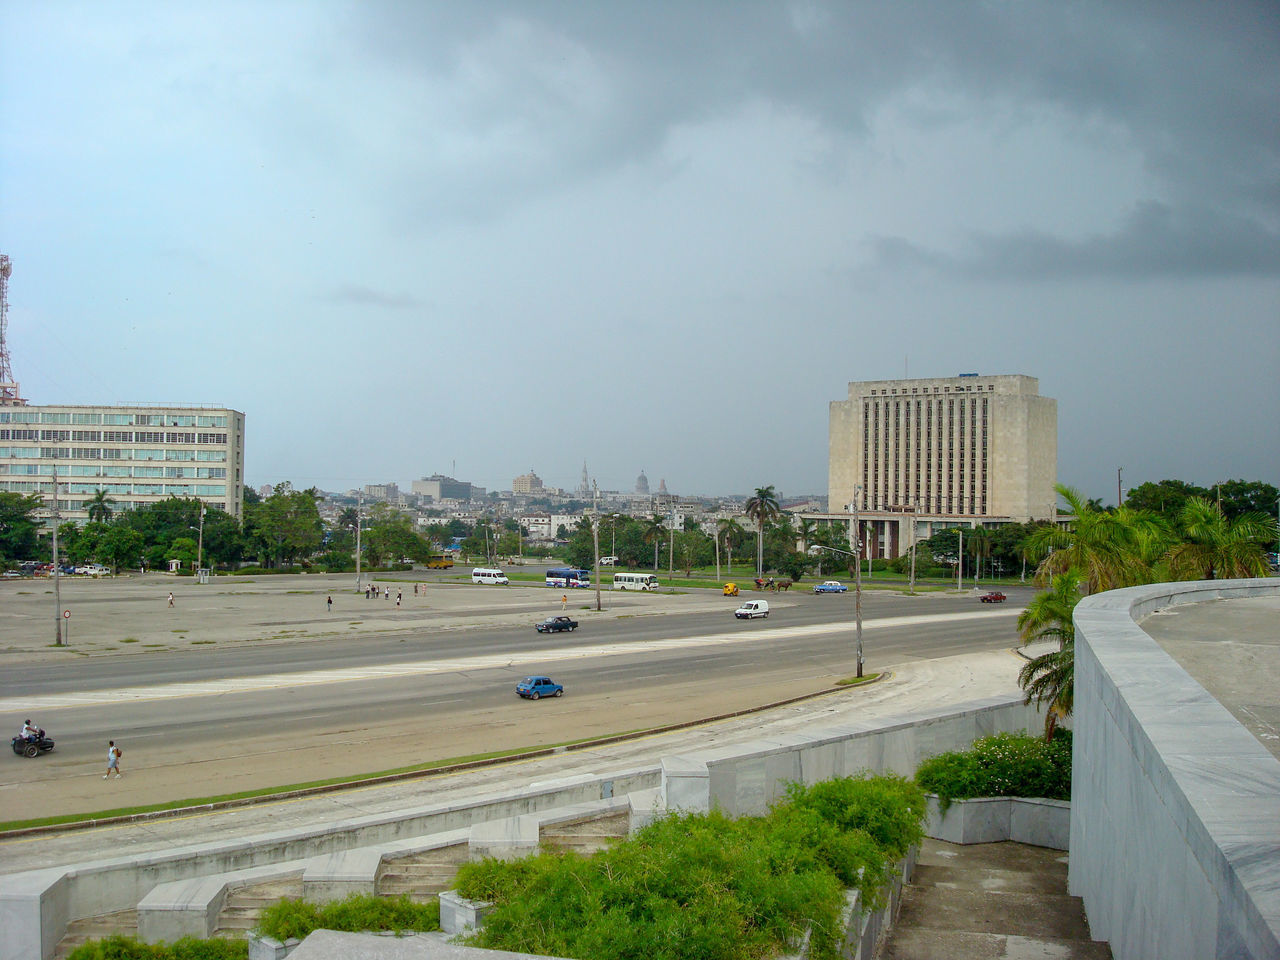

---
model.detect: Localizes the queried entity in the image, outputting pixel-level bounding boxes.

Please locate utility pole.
[908,504,917,594]
[668,508,675,574]
[354,494,363,590]
[1117,467,1123,508]
[957,527,964,592]
[592,482,602,612]
[51,466,63,646]
[848,487,863,679]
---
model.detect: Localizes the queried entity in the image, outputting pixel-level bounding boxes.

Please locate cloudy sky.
[2,1,1277,502]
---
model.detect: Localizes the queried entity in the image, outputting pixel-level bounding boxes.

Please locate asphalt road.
[1,581,1031,821]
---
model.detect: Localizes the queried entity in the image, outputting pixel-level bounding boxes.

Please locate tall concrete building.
[824,374,1056,557]
[0,403,245,523]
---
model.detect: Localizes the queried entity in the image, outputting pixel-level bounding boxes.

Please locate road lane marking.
[1,610,1018,712]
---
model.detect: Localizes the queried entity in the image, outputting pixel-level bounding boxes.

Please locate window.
[72,413,103,425]
[103,430,132,442]
[196,450,226,461]
[72,430,102,442]
[134,465,164,478]
[135,431,163,443]
[165,432,196,444]
[41,413,71,424]
[197,432,227,444]
[165,449,195,461]
[103,414,133,426]
[134,449,165,460]
[41,430,70,442]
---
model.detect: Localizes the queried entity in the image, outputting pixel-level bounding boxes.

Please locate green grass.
[121,637,139,643]
[834,672,882,687]
[68,935,247,959]
[190,640,215,645]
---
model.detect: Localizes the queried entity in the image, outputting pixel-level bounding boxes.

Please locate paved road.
[0,573,1032,822]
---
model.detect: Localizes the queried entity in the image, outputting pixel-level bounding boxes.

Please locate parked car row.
[3,562,111,578]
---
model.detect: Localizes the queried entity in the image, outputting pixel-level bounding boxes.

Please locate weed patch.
[121,638,139,643]
[257,894,438,941]
[67,934,247,959]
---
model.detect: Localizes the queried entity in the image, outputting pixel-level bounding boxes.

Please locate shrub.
[68,935,247,959]
[454,774,927,960]
[915,730,1072,810]
[256,893,438,941]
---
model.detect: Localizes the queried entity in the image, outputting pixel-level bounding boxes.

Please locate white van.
[734,599,769,619]
[472,568,509,585]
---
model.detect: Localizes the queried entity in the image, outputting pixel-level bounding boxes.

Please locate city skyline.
[2,3,1276,501]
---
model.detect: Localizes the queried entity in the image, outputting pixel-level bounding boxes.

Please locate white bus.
[612,572,660,591]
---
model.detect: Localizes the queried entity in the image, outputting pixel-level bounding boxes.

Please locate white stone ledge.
[924,795,1070,849]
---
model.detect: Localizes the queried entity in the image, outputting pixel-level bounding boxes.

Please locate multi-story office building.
[0,403,245,523]
[411,475,474,501]
[824,374,1056,557]
[512,471,544,495]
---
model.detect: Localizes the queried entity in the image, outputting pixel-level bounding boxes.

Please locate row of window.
[42,500,227,514]
[0,447,228,462]
[0,464,226,479]
[1,481,227,497]
[868,384,996,396]
[0,412,230,427]
[0,429,228,444]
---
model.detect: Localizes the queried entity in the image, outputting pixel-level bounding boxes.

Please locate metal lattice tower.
[0,253,19,403]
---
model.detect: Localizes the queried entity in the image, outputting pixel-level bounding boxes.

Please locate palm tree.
[85,489,116,524]
[967,528,993,584]
[1016,569,1081,740]
[1023,484,1169,594]
[796,518,817,555]
[744,485,781,579]
[718,517,745,577]
[1162,497,1276,580]
[642,516,666,571]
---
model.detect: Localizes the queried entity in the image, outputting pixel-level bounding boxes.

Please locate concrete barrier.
[138,863,304,943]
[923,795,1070,849]
[1072,579,1280,960]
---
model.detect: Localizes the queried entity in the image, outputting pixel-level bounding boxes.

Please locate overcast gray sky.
[2,1,1277,502]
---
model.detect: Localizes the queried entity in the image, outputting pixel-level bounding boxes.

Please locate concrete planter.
[923,794,1069,850]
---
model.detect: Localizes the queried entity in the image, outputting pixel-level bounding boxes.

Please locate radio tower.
[0,253,21,405]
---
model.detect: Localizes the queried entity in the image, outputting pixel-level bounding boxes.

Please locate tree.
[1162,497,1276,580]
[1016,570,1081,740]
[244,483,323,567]
[97,526,144,573]
[744,485,781,579]
[85,489,117,523]
[642,516,666,571]
[1124,479,1208,518]
[675,529,712,576]
[1213,479,1280,521]
[1023,484,1170,594]
[166,536,199,570]
[796,518,817,555]
[966,528,993,583]
[0,492,45,562]
[717,518,746,575]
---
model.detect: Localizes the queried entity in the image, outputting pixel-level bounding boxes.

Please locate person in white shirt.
[20,719,40,742]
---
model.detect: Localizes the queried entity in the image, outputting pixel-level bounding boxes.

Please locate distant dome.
[635,470,650,495]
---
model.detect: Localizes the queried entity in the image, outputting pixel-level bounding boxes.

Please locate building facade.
[512,470,544,495]
[411,475,473,501]
[821,374,1057,558]
[0,403,245,523]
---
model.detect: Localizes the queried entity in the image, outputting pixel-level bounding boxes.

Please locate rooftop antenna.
[0,254,22,405]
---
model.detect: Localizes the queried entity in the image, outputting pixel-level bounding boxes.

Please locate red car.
[979,592,1007,603]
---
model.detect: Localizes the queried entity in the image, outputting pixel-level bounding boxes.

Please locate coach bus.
[546,567,591,588]
[612,572,660,591]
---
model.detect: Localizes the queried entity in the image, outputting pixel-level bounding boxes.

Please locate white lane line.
[1,609,1017,712]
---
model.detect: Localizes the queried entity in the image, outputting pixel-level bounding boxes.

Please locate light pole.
[846,486,864,678]
[908,503,918,594]
[196,504,206,579]
[592,482,602,612]
[354,495,363,590]
[51,466,63,646]
[814,537,864,679]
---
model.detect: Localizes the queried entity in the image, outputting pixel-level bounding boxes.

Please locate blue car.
[812,580,849,594]
[516,676,564,700]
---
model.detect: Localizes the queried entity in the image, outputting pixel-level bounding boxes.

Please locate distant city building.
[257,484,275,499]
[0,402,245,523]
[411,474,473,501]
[576,462,592,499]
[512,470,544,495]
[823,373,1058,557]
[829,373,1056,520]
[658,478,669,496]
[363,482,399,500]
[635,470,650,495]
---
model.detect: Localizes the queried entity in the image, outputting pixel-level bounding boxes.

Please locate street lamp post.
[354,495,363,590]
[196,504,206,579]
[592,482,602,612]
[849,492,863,678]
[51,466,63,646]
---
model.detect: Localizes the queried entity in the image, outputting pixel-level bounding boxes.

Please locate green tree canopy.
[244,482,323,567]
[0,492,45,562]
[744,485,781,579]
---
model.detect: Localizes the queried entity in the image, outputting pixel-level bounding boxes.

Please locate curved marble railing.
[1071,578,1280,960]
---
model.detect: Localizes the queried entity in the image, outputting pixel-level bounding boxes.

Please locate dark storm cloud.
[871,202,1280,279]
[349,1,1279,271]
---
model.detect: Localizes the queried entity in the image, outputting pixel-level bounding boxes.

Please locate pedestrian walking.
[396,590,402,607]
[561,594,568,611]
[384,586,390,600]
[167,592,174,608]
[326,595,333,613]
[103,740,122,779]
[413,583,418,596]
